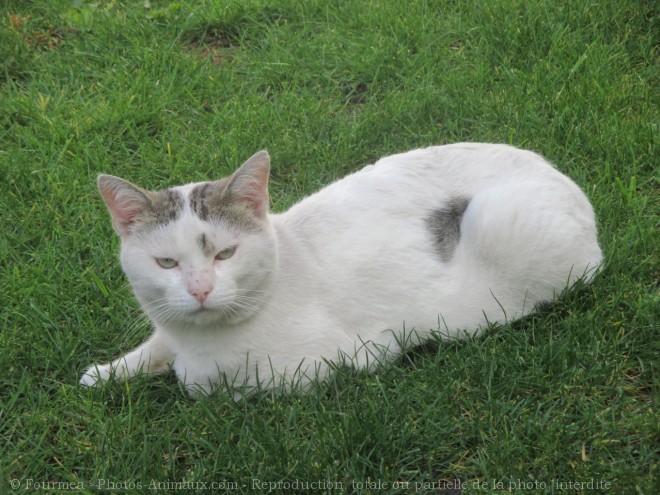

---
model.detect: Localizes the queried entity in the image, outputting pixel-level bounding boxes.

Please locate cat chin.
[149,305,248,329]
[176,310,224,327]
[185,313,223,328]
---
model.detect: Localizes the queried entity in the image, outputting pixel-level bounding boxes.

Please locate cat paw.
[183,381,214,398]
[80,363,112,387]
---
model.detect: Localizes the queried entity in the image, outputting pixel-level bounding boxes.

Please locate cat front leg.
[80,332,175,387]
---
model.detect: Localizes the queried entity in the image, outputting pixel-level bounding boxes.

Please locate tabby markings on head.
[131,188,184,233]
[151,189,185,224]
[188,181,263,232]
[197,233,215,257]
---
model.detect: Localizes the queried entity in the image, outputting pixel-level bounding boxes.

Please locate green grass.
[1,0,657,493]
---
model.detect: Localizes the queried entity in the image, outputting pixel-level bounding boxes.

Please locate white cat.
[80,143,602,397]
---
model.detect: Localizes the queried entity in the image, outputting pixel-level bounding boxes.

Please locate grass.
[0,0,657,493]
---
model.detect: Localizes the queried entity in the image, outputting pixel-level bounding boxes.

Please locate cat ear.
[226,150,270,219]
[98,174,150,237]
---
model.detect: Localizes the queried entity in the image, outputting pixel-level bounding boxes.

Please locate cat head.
[98,151,276,328]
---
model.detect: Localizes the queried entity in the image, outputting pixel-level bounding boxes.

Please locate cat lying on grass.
[80,143,602,397]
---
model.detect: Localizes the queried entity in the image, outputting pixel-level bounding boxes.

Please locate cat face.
[99,151,276,327]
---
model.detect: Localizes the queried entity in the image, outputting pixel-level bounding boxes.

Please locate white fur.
[81,143,602,396]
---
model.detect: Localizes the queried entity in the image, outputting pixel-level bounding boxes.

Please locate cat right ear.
[98,175,149,237]
[226,150,271,219]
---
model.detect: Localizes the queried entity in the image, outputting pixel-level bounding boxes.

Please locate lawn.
[1,0,657,493]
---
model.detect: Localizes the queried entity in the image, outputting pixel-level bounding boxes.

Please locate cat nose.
[188,283,213,304]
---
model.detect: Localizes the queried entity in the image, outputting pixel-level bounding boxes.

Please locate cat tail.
[455,179,603,304]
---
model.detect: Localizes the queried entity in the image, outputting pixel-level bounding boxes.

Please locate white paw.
[80,363,112,387]
[183,380,214,398]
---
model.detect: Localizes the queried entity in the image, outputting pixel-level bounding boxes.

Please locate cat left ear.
[226,150,270,219]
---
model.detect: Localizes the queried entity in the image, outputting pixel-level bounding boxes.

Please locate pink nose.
[188,283,213,304]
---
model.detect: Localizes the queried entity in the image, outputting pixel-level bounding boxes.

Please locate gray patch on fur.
[426,197,470,262]
[150,189,184,224]
[197,233,215,257]
[189,182,214,221]
[131,188,184,233]
[189,181,262,232]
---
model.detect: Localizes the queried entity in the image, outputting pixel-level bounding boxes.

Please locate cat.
[80,143,602,397]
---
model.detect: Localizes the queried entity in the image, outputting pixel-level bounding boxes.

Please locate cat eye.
[156,257,178,269]
[215,246,237,261]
